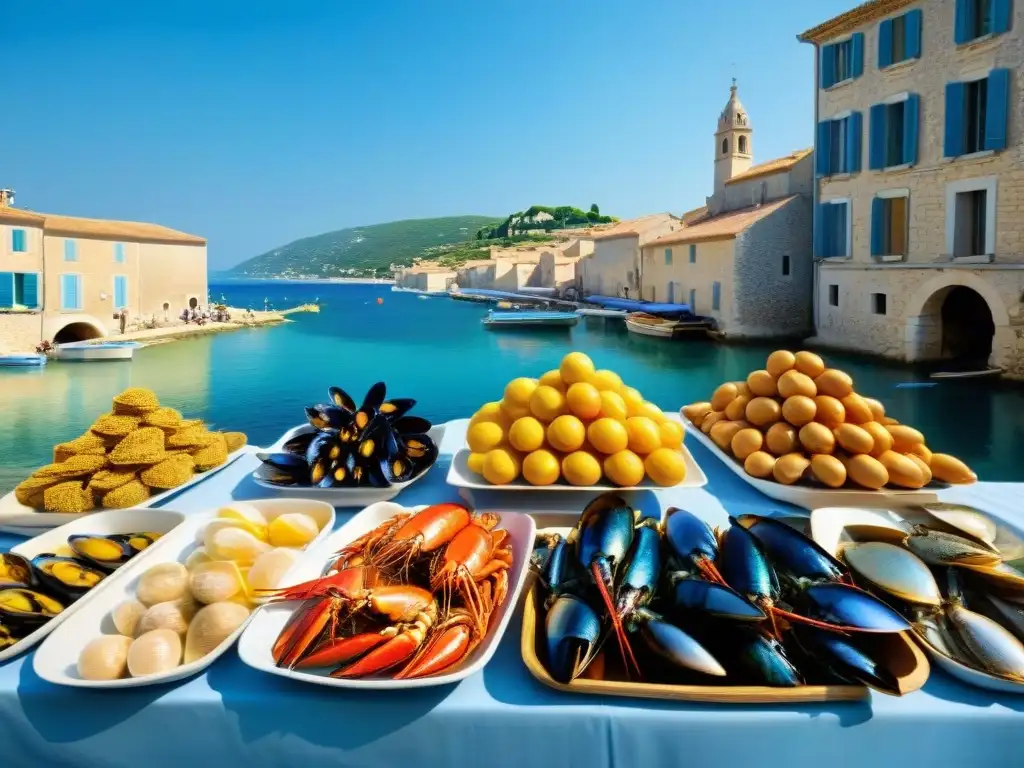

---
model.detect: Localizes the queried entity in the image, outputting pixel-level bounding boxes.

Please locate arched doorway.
[939,286,994,364]
[53,321,104,343]
[188,297,199,310]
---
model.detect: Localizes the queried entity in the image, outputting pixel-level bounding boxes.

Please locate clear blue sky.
[3,0,852,269]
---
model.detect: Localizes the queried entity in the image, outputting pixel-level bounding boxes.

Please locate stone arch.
[47,316,107,344]
[721,137,729,155]
[739,135,748,154]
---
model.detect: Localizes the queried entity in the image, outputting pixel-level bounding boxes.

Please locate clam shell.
[905,527,1001,566]
[77,635,132,681]
[111,599,147,637]
[205,527,271,565]
[921,504,998,546]
[183,601,250,663]
[135,562,190,606]
[947,603,1024,682]
[127,629,182,677]
[136,598,196,636]
[958,561,1024,591]
[246,548,300,595]
[189,560,246,604]
[842,541,942,606]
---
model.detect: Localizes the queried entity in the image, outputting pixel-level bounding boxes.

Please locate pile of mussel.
[256,382,438,489]
[0,532,160,650]
[531,494,917,692]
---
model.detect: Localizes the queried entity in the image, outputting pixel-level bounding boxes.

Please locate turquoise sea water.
[2,279,1023,491]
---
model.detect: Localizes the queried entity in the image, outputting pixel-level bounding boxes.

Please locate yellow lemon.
[559,352,595,386]
[504,377,538,406]
[659,420,684,449]
[644,448,687,486]
[529,385,567,423]
[566,382,602,420]
[638,401,667,423]
[538,369,565,392]
[268,513,320,548]
[508,416,546,453]
[546,414,586,453]
[561,451,603,486]
[598,391,628,421]
[500,398,532,422]
[470,401,504,427]
[467,421,504,453]
[589,369,623,393]
[604,450,645,487]
[522,449,561,486]
[622,386,644,415]
[482,448,520,485]
[467,452,486,475]
[625,416,662,455]
[587,417,629,455]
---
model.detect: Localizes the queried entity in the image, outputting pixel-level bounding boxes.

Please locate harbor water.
[2,280,1023,492]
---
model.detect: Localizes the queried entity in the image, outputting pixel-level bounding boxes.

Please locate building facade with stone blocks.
[801,0,1024,375]
[576,214,681,298]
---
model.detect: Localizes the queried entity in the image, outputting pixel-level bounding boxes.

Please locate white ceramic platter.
[809,505,1024,695]
[32,498,335,688]
[0,447,248,534]
[447,413,706,493]
[0,508,187,663]
[683,420,944,510]
[238,500,535,689]
[252,424,446,507]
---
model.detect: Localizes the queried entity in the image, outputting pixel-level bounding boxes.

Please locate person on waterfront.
[119,309,128,334]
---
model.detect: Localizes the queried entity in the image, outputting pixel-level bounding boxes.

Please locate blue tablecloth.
[2,422,1023,768]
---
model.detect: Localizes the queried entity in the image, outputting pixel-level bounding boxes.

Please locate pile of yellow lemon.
[464,352,687,487]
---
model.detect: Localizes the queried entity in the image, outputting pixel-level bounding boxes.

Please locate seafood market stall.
[1,424,1023,768]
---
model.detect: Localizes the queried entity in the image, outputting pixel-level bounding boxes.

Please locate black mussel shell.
[0,622,18,649]
[391,416,432,436]
[380,398,416,420]
[328,386,357,413]
[352,382,387,431]
[0,553,35,588]
[0,584,64,627]
[305,431,336,466]
[31,555,106,601]
[282,432,316,455]
[401,434,438,477]
[355,413,400,463]
[67,534,136,570]
[257,452,311,485]
[306,405,352,432]
[255,464,300,486]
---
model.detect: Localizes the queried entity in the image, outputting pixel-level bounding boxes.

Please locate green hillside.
[230,216,500,278]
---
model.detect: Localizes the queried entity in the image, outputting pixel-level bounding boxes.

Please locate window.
[114,275,128,310]
[689,245,696,263]
[712,282,721,311]
[664,248,672,266]
[945,70,1010,157]
[722,138,729,154]
[954,189,988,257]
[60,274,82,310]
[829,285,839,306]
[870,95,919,169]
[13,273,39,308]
[114,243,125,263]
[878,10,922,68]
[688,288,696,311]
[820,33,864,88]
[782,254,791,276]
[871,293,888,315]
[816,201,850,258]
[0,273,11,308]
[64,239,78,262]
[11,229,27,253]
[739,136,748,153]
[816,113,863,175]
[954,0,1011,44]
[872,195,909,259]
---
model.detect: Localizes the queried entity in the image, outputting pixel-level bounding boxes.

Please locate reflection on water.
[2,279,1024,493]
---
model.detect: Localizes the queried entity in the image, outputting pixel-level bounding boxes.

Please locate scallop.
[202,518,269,546]
[267,513,320,548]
[111,598,147,637]
[183,602,250,663]
[136,598,196,636]
[78,635,132,681]
[127,629,182,677]
[247,547,301,594]
[842,542,942,607]
[190,560,246,604]
[135,562,190,606]
[217,502,267,528]
[205,526,272,564]
[184,547,213,571]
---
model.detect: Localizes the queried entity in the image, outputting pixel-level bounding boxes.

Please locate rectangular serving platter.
[0,508,187,663]
[252,424,447,506]
[0,446,249,534]
[237,500,535,689]
[447,413,707,493]
[682,419,944,509]
[32,498,336,688]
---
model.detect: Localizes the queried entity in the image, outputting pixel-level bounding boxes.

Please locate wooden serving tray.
[521,585,930,704]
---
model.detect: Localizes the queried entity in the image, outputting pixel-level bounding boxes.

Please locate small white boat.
[56,341,141,362]
[930,367,1003,380]
[482,310,578,330]
[0,354,47,368]
[625,312,712,339]
[576,307,628,318]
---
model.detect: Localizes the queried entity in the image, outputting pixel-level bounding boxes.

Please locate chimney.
[0,189,14,208]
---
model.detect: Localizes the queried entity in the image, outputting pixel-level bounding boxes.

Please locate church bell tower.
[713,79,753,199]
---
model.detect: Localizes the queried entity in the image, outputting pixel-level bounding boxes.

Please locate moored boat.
[930,367,1003,380]
[0,354,47,367]
[625,312,712,339]
[56,341,141,362]
[482,310,578,330]
[576,307,628,318]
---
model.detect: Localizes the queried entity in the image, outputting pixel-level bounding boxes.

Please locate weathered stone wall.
[0,312,42,353]
[733,196,814,337]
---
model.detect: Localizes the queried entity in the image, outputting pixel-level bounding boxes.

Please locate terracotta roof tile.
[0,206,204,245]
[0,207,46,225]
[798,0,914,44]
[591,213,678,241]
[680,205,709,225]
[644,196,798,248]
[724,149,813,185]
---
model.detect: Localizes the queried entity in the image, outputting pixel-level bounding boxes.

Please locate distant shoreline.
[210,276,395,285]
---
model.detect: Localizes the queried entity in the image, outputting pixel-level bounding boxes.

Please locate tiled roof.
[644,196,798,247]
[724,149,813,185]
[0,207,46,225]
[798,0,915,44]
[591,214,677,241]
[0,206,205,245]
[680,205,709,225]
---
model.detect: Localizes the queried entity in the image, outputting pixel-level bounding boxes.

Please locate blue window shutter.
[869,104,887,169]
[906,9,923,58]
[903,93,920,164]
[689,244,696,263]
[688,288,696,310]
[11,229,26,252]
[0,273,12,308]
[816,120,832,175]
[22,273,39,308]
[944,82,965,157]
[878,20,893,68]
[954,0,971,43]
[870,198,885,257]
[821,44,836,89]
[712,282,721,311]
[64,239,77,261]
[985,69,1011,151]
[114,243,125,263]
[814,205,829,258]
[992,0,1012,34]
[847,112,863,173]
[851,33,865,78]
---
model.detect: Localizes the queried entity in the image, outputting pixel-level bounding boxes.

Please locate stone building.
[640,83,815,337]
[800,0,1024,375]
[576,214,681,298]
